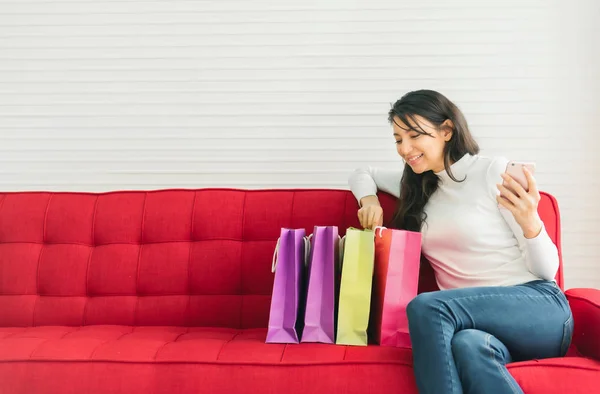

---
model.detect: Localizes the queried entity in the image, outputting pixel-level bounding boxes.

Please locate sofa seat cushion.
[1,325,599,394]
[508,357,600,392]
[0,325,421,394]
[0,326,415,365]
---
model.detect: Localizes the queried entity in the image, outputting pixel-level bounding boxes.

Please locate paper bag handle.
[272,233,312,273]
[271,237,281,273]
[374,226,387,238]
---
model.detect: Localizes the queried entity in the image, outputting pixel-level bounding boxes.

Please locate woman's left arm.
[495,166,560,280]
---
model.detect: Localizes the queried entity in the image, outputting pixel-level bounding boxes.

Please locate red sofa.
[0,189,598,394]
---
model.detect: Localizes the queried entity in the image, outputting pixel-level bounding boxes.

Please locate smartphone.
[504,161,536,192]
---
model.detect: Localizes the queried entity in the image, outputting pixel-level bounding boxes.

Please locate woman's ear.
[441,119,454,141]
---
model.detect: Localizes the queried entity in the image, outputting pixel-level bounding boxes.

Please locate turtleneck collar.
[434,153,477,182]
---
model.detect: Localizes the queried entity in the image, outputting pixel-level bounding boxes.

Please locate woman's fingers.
[357,205,384,230]
[357,209,365,228]
[497,194,517,214]
[500,173,527,197]
[496,183,521,206]
[523,167,540,199]
[368,210,377,229]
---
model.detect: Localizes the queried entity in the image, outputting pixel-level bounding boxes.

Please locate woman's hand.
[496,167,543,238]
[358,196,384,230]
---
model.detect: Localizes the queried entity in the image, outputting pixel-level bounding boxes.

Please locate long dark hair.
[389,90,480,232]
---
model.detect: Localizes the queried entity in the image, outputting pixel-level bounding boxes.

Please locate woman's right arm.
[348,166,403,229]
[348,166,403,205]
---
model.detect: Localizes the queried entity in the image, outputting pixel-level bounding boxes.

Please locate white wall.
[0,0,598,289]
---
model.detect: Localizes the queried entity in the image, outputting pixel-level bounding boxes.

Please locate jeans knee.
[451,329,487,358]
[452,329,512,365]
[407,292,439,323]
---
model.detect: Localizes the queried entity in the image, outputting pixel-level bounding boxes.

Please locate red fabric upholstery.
[0,189,598,394]
[566,288,600,360]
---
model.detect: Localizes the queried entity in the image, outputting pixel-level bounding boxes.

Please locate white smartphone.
[504,161,536,192]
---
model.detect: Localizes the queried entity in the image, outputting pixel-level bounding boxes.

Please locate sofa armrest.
[565,288,600,360]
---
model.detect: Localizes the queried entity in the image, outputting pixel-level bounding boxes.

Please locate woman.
[348,90,573,394]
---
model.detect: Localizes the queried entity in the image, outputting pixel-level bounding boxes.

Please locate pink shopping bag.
[369,226,422,347]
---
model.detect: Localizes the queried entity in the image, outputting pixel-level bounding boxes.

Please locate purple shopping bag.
[266,228,309,344]
[301,226,340,344]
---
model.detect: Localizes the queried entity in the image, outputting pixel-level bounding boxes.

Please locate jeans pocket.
[560,314,574,356]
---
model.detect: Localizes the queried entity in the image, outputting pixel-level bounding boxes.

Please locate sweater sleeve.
[348,166,403,206]
[486,157,560,281]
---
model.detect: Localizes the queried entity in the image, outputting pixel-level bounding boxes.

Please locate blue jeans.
[406,280,574,394]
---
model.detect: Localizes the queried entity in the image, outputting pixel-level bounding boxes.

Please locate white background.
[0,0,598,288]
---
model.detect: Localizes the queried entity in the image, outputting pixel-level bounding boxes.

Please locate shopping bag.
[266,228,310,344]
[301,226,340,344]
[369,226,422,347]
[336,227,375,346]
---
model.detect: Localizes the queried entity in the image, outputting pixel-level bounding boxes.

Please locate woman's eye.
[410,134,420,139]
[395,140,402,145]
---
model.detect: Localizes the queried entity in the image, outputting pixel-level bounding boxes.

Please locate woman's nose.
[398,140,412,156]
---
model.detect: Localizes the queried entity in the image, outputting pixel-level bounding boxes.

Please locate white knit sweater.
[348,153,559,290]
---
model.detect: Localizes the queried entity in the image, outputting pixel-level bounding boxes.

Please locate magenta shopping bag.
[369,227,421,347]
[266,228,310,344]
[301,226,340,344]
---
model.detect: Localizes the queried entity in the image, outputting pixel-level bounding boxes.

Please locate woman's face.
[392,115,453,174]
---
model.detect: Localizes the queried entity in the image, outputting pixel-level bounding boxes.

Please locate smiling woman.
[348,89,572,394]
[386,90,480,232]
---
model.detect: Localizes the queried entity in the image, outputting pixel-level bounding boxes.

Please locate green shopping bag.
[336,227,375,346]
